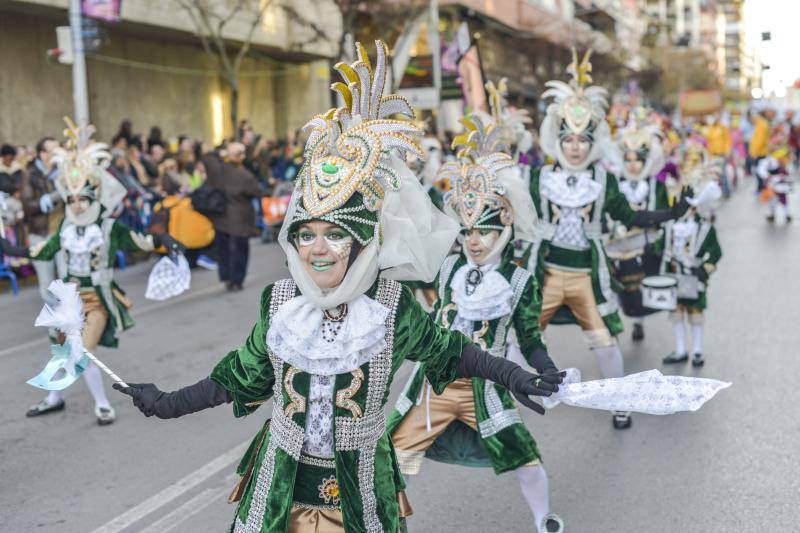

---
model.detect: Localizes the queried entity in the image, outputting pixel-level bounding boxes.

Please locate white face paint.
[65,195,101,226]
[295,221,353,289]
[464,228,500,265]
[560,134,592,167]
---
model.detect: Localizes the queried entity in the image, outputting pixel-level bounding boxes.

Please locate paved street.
[1,182,798,532]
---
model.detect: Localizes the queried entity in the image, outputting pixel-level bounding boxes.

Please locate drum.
[773,181,793,194]
[605,228,660,260]
[676,274,699,299]
[641,275,678,311]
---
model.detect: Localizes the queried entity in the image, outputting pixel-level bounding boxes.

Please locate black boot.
[540,513,565,533]
[692,352,705,367]
[632,322,645,341]
[612,411,632,429]
[26,399,65,417]
[662,352,688,364]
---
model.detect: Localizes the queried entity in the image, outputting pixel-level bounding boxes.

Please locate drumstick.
[83,350,129,388]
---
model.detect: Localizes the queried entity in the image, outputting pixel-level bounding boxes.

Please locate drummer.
[659,156,724,367]
[609,120,670,341]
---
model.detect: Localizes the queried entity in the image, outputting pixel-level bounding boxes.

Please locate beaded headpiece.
[541,49,608,140]
[52,117,112,200]
[291,41,423,245]
[484,78,532,151]
[441,114,515,231]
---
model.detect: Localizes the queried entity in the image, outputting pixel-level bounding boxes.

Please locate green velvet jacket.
[387,250,545,475]
[526,164,638,336]
[30,217,153,348]
[657,215,723,309]
[210,277,467,533]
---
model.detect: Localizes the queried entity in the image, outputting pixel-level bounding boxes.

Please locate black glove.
[0,237,30,258]
[630,194,691,228]
[527,346,560,376]
[153,233,186,262]
[113,377,231,419]
[456,344,565,415]
[692,265,710,283]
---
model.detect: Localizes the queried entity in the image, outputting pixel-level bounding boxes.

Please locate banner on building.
[458,44,488,114]
[82,0,122,22]
[680,90,722,116]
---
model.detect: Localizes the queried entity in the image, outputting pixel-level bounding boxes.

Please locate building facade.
[0,0,342,144]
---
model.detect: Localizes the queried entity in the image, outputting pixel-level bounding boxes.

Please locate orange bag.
[154,196,215,251]
[758,186,775,204]
[262,196,290,226]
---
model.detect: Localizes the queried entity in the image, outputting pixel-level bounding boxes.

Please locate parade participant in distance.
[659,142,723,367]
[388,112,564,533]
[526,50,689,429]
[756,146,793,223]
[114,41,563,533]
[0,119,184,425]
[608,119,670,341]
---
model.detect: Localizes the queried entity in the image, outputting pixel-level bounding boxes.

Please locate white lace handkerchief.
[542,368,731,415]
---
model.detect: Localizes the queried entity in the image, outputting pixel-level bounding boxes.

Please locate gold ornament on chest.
[283,366,306,418]
[336,368,365,418]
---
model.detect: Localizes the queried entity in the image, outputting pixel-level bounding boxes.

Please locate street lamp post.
[69,0,90,127]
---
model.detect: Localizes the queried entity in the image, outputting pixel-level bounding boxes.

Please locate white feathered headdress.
[52,117,126,213]
[539,49,611,171]
[476,78,533,156]
[616,121,666,181]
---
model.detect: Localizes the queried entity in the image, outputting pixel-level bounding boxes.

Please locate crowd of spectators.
[0,119,308,291]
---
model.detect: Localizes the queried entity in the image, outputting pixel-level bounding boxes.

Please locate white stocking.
[673,320,687,354]
[592,343,624,379]
[692,324,704,354]
[632,317,644,326]
[516,464,551,533]
[46,390,63,406]
[83,362,110,408]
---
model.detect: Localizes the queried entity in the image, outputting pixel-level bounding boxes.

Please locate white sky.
[743,0,800,94]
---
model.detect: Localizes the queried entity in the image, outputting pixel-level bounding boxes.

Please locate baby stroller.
[260,181,294,243]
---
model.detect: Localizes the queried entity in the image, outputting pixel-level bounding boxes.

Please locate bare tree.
[174,0,272,137]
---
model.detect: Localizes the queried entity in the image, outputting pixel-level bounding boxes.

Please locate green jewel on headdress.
[52,117,111,199]
[441,115,515,231]
[542,49,608,139]
[290,40,423,244]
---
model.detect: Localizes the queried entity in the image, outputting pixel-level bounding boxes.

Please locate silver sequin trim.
[299,454,336,468]
[478,408,524,438]
[235,279,302,533]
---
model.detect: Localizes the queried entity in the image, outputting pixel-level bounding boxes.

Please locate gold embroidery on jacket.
[335,368,364,418]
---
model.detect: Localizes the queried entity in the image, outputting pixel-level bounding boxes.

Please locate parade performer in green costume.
[661,141,723,367]
[114,41,562,533]
[0,119,183,425]
[526,51,689,429]
[608,120,670,341]
[388,113,565,533]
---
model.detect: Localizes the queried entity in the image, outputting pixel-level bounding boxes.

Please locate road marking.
[1,272,273,360]
[89,441,249,533]
[0,337,46,359]
[136,484,227,533]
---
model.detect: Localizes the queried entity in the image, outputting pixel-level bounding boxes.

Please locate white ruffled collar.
[673,218,698,241]
[541,169,603,208]
[619,179,649,206]
[60,223,104,254]
[266,293,389,375]
[450,259,513,322]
